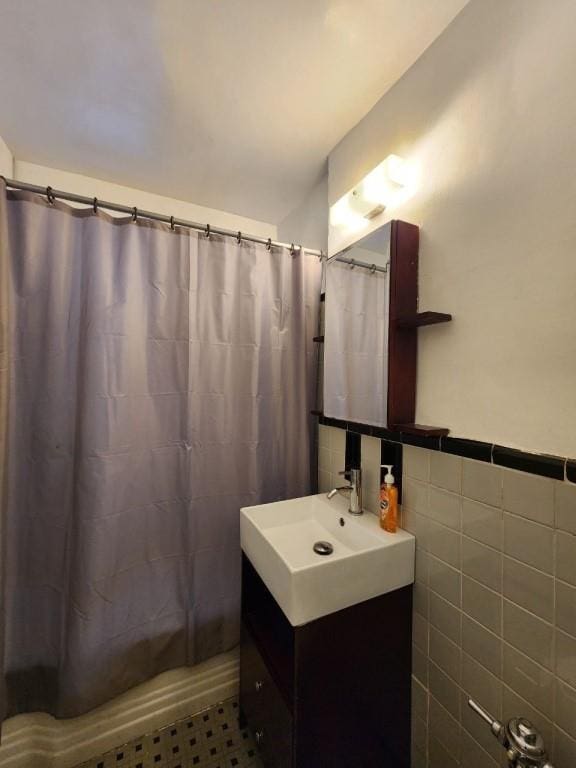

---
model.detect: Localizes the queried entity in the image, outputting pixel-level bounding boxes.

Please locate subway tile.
[402,509,429,551]
[413,612,429,653]
[318,470,331,494]
[412,713,428,755]
[503,643,554,719]
[327,425,346,453]
[554,726,576,767]
[556,630,576,690]
[428,487,461,530]
[403,444,430,482]
[462,459,502,508]
[430,452,462,494]
[556,581,576,638]
[403,477,429,516]
[441,436,493,464]
[503,600,553,671]
[318,446,331,472]
[428,734,459,768]
[461,652,502,717]
[461,690,503,763]
[494,445,565,481]
[413,581,430,620]
[462,536,502,593]
[429,662,460,720]
[412,643,429,687]
[429,555,461,607]
[502,685,554,746]
[402,432,441,451]
[415,547,429,585]
[555,679,576,740]
[460,728,499,768]
[462,614,502,677]
[555,481,576,534]
[556,531,576,586]
[568,460,576,484]
[318,424,330,448]
[428,519,461,569]
[329,447,345,475]
[503,557,554,624]
[429,626,461,683]
[429,591,462,645]
[462,498,502,550]
[462,576,501,635]
[503,513,554,574]
[429,696,461,757]
[412,676,428,723]
[502,468,555,526]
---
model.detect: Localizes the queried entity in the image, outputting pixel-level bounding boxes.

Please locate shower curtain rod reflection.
[1,176,324,258]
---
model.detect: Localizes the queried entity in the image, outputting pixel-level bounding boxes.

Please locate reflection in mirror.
[324,222,391,427]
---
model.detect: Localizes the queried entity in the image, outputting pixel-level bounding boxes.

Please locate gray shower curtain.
[0,180,321,720]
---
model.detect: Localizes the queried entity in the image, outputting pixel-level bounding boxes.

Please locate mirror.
[323,222,392,427]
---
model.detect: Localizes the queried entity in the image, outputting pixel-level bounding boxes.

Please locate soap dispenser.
[380,465,398,533]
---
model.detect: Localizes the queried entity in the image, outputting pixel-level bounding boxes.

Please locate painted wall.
[327,0,576,458]
[0,134,13,177]
[277,174,328,253]
[14,162,276,238]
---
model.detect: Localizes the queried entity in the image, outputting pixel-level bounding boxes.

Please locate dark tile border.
[493,445,565,480]
[316,413,574,484]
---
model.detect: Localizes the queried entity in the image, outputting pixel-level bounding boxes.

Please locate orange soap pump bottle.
[379,464,398,533]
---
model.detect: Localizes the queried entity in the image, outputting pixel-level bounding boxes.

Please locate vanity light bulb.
[329,194,366,231]
[360,154,407,211]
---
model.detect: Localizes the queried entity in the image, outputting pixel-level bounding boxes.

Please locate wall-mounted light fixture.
[330,154,412,230]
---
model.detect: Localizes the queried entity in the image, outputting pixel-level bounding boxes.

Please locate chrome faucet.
[468,698,554,768]
[327,468,363,515]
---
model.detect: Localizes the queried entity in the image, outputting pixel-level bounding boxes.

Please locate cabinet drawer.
[240,621,293,768]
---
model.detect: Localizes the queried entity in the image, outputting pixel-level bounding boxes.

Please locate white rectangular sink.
[240,492,415,626]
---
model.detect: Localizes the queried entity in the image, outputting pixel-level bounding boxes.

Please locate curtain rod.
[331,254,388,275]
[1,176,324,258]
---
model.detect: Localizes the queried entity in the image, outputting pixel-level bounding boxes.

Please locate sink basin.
[240,492,415,626]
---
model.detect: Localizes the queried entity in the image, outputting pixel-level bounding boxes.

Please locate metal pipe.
[1,176,323,258]
[332,254,388,275]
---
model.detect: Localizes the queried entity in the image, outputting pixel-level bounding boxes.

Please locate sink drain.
[313,540,334,556]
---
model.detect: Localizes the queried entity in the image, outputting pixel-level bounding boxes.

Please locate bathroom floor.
[74,697,263,768]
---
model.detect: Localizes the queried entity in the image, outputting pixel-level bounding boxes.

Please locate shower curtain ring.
[349,258,356,269]
[93,197,98,214]
[170,215,175,231]
[132,207,138,222]
[266,238,272,251]
[205,223,211,239]
[370,264,377,273]
[237,231,242,244]
[290,243,295,256]
[46,186,55,205]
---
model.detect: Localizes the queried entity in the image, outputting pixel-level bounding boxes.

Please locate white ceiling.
[0,0,469,224]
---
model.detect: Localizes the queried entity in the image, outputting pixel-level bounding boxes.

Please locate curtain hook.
[205,223,211,239]
[370,263,377,273]
[349,258,356,269]
[93,197,98,214]
[266,238,272,251]
[46,186,55,205]
[170,215,175,231]
[290,243,295,256]
[318,250,324,262]
[237,231,242,244]
[132,206,138,222]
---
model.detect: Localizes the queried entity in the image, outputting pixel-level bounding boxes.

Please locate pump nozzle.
[381,464,395,485]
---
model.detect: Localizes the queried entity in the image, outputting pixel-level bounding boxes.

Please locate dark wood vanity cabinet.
[240,555,412,768]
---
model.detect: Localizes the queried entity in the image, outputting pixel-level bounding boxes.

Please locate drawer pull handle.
[255,680,263,692]
[255,729,264,745]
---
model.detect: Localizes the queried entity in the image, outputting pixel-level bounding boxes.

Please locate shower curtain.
[0,180,321,720]
[323,259,389,427]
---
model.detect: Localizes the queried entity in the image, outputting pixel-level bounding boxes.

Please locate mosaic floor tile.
[74,697,263,768]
